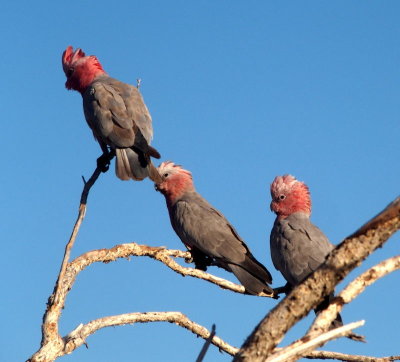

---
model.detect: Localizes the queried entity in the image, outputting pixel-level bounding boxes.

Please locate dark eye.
[279,194,286,200]
[67,67,74,77]
[163,173,169,178]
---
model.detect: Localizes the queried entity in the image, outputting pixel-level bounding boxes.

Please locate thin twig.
[265,320,365,362]
[31,166,102,361]
[56,166,102,301]
[196,324,217,362]
[305,350,400,361]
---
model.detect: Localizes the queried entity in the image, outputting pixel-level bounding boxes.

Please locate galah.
[62,46,161,182]
[269,175,364,341]
[155,161,273,295]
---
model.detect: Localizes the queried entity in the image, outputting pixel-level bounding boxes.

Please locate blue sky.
[1,1,399,361]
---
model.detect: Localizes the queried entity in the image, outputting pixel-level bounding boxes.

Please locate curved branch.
[234,196,400,361]
[63,312,238,356]
[306,255,400,338]
[68,242,273,297]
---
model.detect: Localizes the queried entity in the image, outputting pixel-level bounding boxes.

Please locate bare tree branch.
[234,196,400,362]
[29,167,271,361]
[306,255,400,339]
[196,324,217,362]
[305,350,400,361]
[268,255,400,361]
[37,166,102,357]
[68,242,273,297]
[30,163,400,362]
[63,312,237,356]
[265,320,365,362]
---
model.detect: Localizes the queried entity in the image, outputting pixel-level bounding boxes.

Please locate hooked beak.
[154,182,163,192]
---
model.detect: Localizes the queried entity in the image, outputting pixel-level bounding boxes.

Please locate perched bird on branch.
[62,46,161,182]
[155,161,273,295]
[269,175,364,341]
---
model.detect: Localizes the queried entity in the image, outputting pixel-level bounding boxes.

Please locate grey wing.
[122,84,154,143]
[83,77,154,147]
[83,81,136,148]
[170,195,248,264]
[270,221,288,278]
[270,213,334,285]
[106,77,154,142]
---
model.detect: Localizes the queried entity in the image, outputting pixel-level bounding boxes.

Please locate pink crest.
[156,161,194,204]
[62,46,86,74]
[270,174,311,217]
[158,161,192,179]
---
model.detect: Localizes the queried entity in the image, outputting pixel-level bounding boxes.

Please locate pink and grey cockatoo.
[62,46,161,182]
[269,175,364,340]
[155,161,273,295]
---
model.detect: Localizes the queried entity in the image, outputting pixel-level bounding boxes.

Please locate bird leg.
[96,149,116,173]
[273,282,293,296]
[184,248,213,271]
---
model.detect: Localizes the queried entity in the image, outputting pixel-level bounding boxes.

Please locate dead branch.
[265,320,365,362]
[68,242,273,297]
[306,255,400,339]
[234,196,400,362]
[29,166,272,362]
[29,161,400,362]
[305,350,400,361]
[36,166,102,358]
[266,255,400,361]
[63,312,237,356]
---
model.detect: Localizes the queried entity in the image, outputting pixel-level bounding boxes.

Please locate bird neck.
[164,179,195,207]
[277,209,311,220]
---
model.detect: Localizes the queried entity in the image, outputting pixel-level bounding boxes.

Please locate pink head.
[155,161,194,204]
[270,175,311,218]
[62,46,106,93]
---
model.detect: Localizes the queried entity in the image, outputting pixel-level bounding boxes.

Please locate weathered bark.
[234,197,400,361]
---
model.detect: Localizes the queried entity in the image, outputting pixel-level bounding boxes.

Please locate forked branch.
[234,197,400,361]
[29,166,400,361]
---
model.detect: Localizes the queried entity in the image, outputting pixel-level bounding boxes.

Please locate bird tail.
[115,148,161,182]
[228,263,274,296]
[242,254,273,284]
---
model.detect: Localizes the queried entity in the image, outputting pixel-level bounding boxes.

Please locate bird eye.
[279,194,286,200]
[163,173,169,178]
[67,67,74,77]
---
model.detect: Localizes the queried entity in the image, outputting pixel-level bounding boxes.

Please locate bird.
[62,46,161,182]
[155,161,273,295]
[269,174,364,341]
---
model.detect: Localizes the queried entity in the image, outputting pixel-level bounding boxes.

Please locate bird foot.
[184,251,212,272]
[96,150,115,173]
[273,283,292,296]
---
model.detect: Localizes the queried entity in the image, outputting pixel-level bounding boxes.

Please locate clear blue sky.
[1,1,399,361]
